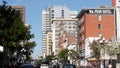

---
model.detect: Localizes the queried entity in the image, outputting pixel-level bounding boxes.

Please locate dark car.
[62,64,76,68]
[53,63,60,68]
[40,64,49,68]
[20,63,34,68]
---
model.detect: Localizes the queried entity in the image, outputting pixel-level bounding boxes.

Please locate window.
[69,26,71,29]
[68,22,71,25]
[52,16,54,18]
[61,10,64,18]
[98,24,102,29]
[98,15,101,21]
[52,10,54,13]
[73,26,76,29]
[64,26,67,29]
[49,36,52,38]
[98,33,102,37]
[52,14,54,18]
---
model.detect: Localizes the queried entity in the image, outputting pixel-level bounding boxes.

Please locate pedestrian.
[108,61,112,68]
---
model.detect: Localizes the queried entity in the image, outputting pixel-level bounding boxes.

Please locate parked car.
[62,64,76,68]
[40,64,49,68]
[53,63,60,68]
[20,63,34,68]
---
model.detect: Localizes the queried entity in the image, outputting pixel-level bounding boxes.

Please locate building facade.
[112,0,120,41]
[77,7,116,57]
[42,6,77,55]
[12,6,25,23]
[52,19,78,54]
[46,31,53,56]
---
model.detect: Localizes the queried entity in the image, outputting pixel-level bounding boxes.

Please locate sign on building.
[86,9,114,14]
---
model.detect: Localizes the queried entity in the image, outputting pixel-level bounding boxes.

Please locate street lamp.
[99,37,106,68]
[68,50,73,64]
[17,41,26,63]
[21,48,26,63]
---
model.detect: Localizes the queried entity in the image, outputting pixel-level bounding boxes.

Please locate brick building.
[77,7,116,57]
[12,6,25,23]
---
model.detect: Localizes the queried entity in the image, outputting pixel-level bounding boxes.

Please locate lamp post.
[21,48,26,63]
[18,41,26,63]
[99,37,106,68]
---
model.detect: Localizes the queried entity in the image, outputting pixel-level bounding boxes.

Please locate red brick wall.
[78,13,115,49]
[85,14,115,40]
[112,0,116,7]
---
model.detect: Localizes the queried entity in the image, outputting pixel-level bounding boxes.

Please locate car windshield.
[20,66,33,68]
[64,66,75,68]
[62,64,76,68]
[20,64,34,68]
[40,64,49,68]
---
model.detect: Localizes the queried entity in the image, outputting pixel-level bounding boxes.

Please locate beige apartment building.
[42,6,77,56]
[52,18,78,55]
[46,31,53,56]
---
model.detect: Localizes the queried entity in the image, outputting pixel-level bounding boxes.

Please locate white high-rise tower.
[42,6,77,56]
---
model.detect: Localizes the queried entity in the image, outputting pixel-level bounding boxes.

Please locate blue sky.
[1,0,111,58]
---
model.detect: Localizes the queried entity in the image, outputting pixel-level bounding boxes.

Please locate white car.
[40,64,49,68]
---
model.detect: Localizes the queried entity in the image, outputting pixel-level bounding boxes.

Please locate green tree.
[105,44,115,59]
[58,49,79,64]
[45,55,55,62]
[105,42,120,59]
[116,45,120,59]
[68,49,79,64]
[90,40,101,68]
[90,40,100,60]
[69,49,79,59]
[24,41,36,61]
[0,2,28,53]
[58,48,69,61]
[0,1,36,65]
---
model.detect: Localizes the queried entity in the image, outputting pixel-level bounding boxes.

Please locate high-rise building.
[77,7,116,58]
[42,6,77,55]
[52,19,78,55]
[12,6,25,23]
[46,31,53,55]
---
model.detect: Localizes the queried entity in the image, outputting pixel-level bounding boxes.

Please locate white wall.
[85,37,100,58]
[116,6,120,41]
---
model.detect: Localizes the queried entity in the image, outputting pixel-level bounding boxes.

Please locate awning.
[87,57,103,61]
